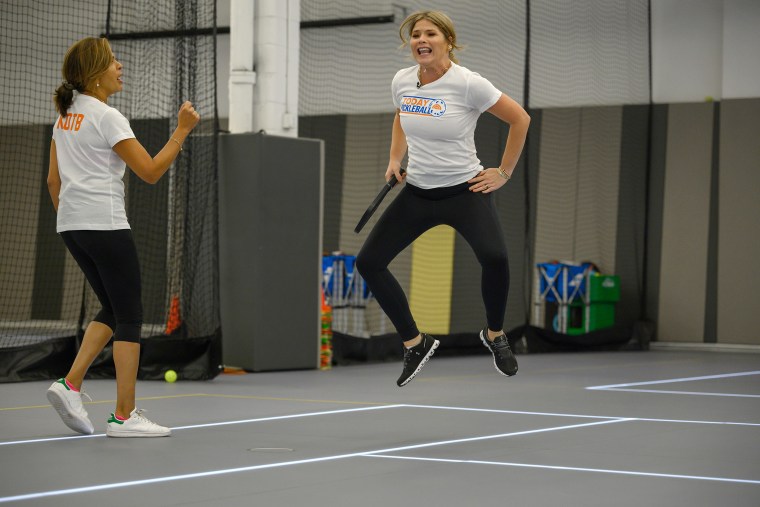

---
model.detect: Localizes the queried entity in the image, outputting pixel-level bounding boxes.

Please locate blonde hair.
[53,37,113,115]
[398,10,461,64]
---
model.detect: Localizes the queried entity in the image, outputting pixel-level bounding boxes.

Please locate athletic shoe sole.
[480,331,517,377]
[46,387,94,435]
[398,339,440,387]
[106,428,171,438]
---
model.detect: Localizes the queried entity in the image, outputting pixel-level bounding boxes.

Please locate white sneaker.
[106,408,171,438]
[46,378,94,435]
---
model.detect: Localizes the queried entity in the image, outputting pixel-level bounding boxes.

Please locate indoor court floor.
[1,349,759,506]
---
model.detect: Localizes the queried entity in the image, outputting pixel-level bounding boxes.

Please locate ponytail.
[53,81,78,116]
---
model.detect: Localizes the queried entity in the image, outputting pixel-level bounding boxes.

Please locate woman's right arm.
[386,108,407,182]
[113,101,200,184]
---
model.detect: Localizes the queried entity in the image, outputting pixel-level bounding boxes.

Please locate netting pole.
[213,0,220,134]
[521,0,533,327]
[105,0,111,37]
[229,0,256,133]
[642,0,653,322]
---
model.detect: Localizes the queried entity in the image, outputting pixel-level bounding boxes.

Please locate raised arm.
[113,101,200,184]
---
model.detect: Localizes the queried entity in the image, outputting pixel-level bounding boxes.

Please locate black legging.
[60,229,143,342]
[356,182,509,341]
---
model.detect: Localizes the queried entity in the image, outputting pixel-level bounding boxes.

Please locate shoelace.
[69,389,92,412]
[402,348,414,368]
[402,342,424,368]
[490,336,511,355]
[132,408,162,427]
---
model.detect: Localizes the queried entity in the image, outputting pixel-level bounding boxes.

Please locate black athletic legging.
[60,229,142,343]
[356,182,509,341]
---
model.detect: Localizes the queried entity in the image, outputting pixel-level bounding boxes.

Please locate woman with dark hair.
[356,11,530,386]
[46,37,200,437]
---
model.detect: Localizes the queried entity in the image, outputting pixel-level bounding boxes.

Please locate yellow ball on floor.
[164,370,177,383]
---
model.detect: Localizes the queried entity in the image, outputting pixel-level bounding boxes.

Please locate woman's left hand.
[468,168,508,193]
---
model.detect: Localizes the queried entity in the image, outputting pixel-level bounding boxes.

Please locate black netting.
[0,0,219,378]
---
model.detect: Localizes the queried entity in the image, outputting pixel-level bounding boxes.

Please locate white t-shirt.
[392,63,502,189]
[52,94,135,232]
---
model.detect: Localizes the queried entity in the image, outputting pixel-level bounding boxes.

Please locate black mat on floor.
[331,322,651,365]
[0,328,223,383]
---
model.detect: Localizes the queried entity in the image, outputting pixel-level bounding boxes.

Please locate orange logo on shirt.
[400,96,446,117]
[56,113,85,131]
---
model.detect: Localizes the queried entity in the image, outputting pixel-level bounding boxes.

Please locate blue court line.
[0,418,629,503]
[366,455,760,485]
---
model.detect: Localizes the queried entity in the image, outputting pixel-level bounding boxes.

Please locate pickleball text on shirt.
[400,96,447,117]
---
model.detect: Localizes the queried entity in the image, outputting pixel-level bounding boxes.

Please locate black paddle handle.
[353,169,406,234]
[387,167,406,188]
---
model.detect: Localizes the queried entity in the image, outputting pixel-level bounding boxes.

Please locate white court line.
[587,370,760,389]
[403,403,760,427]
[5,402,754,449]
[587,370,760,398]
[366,455,760,486]
[593,388,760,399]
[0,418,629,503]
[0,405,403,447]
[5,402,759,448]
[402,403,622,420]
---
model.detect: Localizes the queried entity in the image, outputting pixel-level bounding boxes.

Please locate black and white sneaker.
[397,333,439,387]
[480,327,518,376]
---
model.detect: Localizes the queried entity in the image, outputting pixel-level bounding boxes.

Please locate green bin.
[565,275,620,335]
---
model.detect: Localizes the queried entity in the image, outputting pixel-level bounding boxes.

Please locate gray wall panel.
[704,102,721,343]
[299,116,346,254]
[717,99,760,345]
[534,107,621,271]
[645,105,669,332]
[616,105,650,326]
[657,103,713,342]
[219,133,323,370]
[534,108,582,263]
[574,106,622,273]
[0,125,44,320]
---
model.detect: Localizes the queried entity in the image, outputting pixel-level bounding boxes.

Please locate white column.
[228,0,256,133]
[253,0,300,137]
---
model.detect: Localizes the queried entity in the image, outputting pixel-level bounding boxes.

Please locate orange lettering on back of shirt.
[56,113,85,131]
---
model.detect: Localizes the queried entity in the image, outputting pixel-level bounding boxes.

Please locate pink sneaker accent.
[64,378,80,392]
